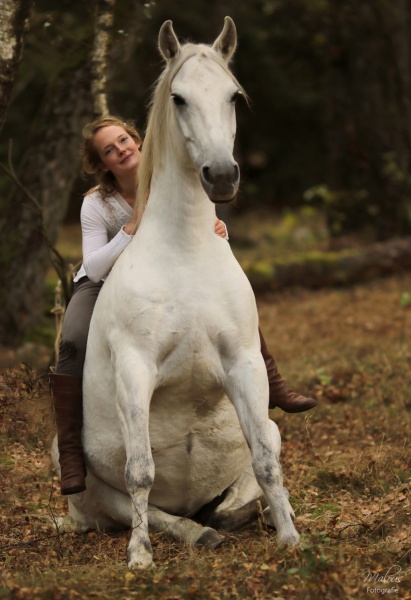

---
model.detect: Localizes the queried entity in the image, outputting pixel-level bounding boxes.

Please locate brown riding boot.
[49,373,87,495]
[259,329,317,413]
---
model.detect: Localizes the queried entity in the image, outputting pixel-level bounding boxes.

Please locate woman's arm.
[80,199,134,282]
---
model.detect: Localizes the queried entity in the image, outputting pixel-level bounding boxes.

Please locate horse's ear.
[159,20,181,62]
[212,16,237,63]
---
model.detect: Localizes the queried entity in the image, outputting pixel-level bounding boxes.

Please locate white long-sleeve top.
[73,188,134,284]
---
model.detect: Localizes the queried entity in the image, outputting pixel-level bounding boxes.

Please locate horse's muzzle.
[201,162,240,203]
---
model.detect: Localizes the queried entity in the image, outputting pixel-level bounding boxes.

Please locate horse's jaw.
[208,191,238,205]
[200,174,239,204]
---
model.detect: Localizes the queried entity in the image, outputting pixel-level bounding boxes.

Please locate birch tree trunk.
[91,0,116,117]
[0,0,34,133]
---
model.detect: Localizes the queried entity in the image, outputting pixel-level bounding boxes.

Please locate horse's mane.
[135,43,246,225]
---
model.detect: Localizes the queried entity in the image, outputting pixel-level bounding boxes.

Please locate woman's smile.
[94,124,141,177]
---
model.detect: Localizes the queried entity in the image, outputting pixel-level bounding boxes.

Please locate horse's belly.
[148,395,251,516]
[84,385,252,517]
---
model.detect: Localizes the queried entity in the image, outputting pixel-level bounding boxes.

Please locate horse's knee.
[252,448,282,489]
[125,456,154,494]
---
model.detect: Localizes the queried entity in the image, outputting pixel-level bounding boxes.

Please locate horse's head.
[158,18,242,204]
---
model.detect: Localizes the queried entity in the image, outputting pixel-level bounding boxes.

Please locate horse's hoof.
[277,529,300,549]
[50,515,88,533]
[196,527,224,549]
[128,559,156,571]
[127,540,156,570]
[128,552,156,571]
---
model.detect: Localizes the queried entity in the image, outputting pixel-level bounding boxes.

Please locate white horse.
[53,17,299,569]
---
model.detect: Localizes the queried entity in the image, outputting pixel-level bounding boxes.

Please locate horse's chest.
[157,326,227,392]
[105,247,257,390]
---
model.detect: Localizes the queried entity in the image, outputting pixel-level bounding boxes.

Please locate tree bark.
[0,64,94,347]
[91,0,116,117]
[0,0,34,133]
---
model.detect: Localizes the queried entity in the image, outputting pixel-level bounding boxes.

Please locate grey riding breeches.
[55,277,104,377]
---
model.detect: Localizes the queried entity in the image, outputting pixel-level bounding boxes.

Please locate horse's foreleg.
[114,352,157,570]
[224,353,300,548]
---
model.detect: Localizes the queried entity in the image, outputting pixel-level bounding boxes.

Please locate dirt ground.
[0,272,410,599]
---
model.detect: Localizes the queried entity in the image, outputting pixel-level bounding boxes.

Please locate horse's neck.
[143,162,215,241]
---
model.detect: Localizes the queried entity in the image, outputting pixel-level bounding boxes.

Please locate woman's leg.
[50,278,103,495]
[259,329,316,413]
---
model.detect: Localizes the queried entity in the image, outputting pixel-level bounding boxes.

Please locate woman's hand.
[214,218,229,240]
[123,219,138,236]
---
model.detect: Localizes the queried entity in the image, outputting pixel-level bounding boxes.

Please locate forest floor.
[0,213,410,599]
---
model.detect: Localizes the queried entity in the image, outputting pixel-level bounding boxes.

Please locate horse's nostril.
[233,163,239,183]
[202,166,212,184]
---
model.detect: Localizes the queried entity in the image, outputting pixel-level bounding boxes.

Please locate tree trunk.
[0,0,34,133]
[0,64,94,347]
[91,0,116,117]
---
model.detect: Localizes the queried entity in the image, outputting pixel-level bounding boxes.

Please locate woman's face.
[94,125,141,180]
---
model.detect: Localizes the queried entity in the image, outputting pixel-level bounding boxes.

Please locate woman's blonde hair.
[81,115,142,198]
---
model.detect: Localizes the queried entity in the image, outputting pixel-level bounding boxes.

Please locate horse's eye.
[172,94,186,107]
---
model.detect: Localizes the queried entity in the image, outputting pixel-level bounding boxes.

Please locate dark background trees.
[322,0,411,240]
[1,0,411,346]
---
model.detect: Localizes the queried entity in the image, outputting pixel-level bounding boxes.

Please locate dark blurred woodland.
[1,0,411,345]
